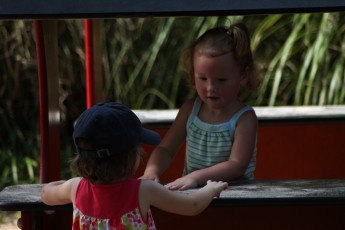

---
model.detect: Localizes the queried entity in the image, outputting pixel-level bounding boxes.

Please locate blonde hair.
[182,22,259,94]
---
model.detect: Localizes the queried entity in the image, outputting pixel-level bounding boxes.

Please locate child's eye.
[198,76,207,81]
[218,78,227,82]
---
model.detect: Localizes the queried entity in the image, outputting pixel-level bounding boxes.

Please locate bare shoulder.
[169,98,195,127]
[175,98,195,120]
[239,107,257,122]
[180,98,195,113]
[69,177,82,189]
[67,177,82,203]
[236,107,258,131]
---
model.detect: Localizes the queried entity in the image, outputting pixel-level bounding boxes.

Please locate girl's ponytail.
[229,23,252,72]
[229,23,259,91]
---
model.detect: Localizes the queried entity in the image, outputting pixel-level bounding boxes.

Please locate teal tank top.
[184,97,257,180]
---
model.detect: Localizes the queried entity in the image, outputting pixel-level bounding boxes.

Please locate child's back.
[41,102,228,230]
[74,178,155,229]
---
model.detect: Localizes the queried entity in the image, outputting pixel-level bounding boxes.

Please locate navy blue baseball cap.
[73,102,161,158]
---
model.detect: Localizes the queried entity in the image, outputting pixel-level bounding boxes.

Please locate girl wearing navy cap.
[41,102,228,229]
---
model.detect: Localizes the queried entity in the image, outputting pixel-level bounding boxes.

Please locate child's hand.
[204,180,228,198]
[164,176,198,190]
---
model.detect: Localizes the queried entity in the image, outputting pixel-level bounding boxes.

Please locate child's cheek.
[195,82,204,94]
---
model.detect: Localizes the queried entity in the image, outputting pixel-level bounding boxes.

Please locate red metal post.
[84,19,95,108]
[32,20,67,230]
[34,20,49,184]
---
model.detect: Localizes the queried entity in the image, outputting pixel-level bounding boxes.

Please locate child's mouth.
[208,96,219,100]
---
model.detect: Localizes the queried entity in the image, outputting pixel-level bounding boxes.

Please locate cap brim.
[141,128,161,145]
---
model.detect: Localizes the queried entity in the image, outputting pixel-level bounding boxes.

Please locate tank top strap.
[187,97,202,126]
[229,106,254,135]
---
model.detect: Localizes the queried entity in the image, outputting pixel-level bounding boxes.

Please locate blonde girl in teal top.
[141,22,260,190]
[185,96,256,180]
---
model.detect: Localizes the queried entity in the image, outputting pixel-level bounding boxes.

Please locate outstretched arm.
[140,99,193,182]
[140,179,228,216]
[41,177,80,206]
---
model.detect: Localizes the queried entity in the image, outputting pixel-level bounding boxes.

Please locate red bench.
[135,107,345,181]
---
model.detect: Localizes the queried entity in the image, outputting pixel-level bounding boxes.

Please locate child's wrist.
[144,167,158,176]
[188,172,202,187]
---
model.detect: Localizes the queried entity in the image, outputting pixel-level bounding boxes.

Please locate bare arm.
[41,177,81,206]
[140,99,194,181]
[166,110,257,190]
[140,179,228,216]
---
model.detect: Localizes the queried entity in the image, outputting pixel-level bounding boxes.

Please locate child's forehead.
[194,42,233,57]
[193,53,241,75]
[194,52,236,65]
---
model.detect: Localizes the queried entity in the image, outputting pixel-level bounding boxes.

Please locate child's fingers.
[206,180,228,198]
[221,182,229,190]
[207,180,228,189]
[165,182,182,190]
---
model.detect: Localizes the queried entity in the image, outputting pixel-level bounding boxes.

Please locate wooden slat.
[134,106,345,124]
[1,180,345,212]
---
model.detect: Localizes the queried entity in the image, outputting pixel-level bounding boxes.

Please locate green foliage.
[0,20,39,189]
[102,16,241,108]
[254,13,345,106]
[1,14,345,187]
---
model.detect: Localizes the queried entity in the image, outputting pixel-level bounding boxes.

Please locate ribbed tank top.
[184,97,256,180]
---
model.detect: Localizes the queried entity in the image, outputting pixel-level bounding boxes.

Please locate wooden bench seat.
[2,179,345,212]
[1,179,345,229]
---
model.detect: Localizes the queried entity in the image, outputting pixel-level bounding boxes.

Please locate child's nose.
[207,81,216,91]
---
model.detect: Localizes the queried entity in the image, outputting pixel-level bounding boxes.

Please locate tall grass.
[102,13,345,108]
[102,16,246,109]
[254,13,345,106]
[0,21,39,189]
